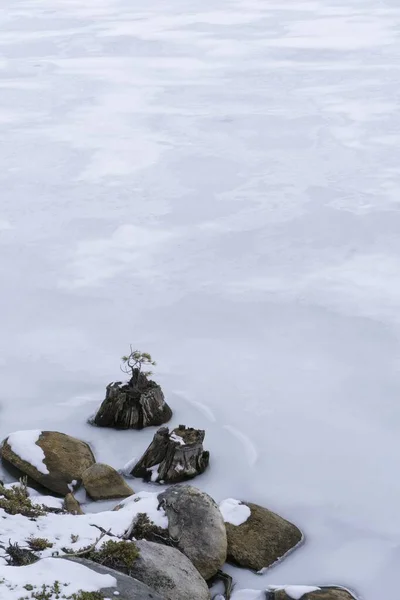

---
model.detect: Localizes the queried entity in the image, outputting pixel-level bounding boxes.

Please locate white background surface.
[1,1,400,598]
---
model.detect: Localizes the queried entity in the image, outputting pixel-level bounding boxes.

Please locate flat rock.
[64,557,165,599]
[1,431,95,495]
[82,463,134,500]
[223,500,302,571]
[158,484,227,580]
[100,539,210,600]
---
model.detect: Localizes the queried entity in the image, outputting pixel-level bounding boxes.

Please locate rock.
[92,369,172,430]
[270,586,356,600]
[64,557,165,599]
[131,425,209,483]
[158,484,227,580]
[222,500,302,571]
[82,463,134,500]
[128,540,210,600]
[1,431,96,496]
[64,493,84,515]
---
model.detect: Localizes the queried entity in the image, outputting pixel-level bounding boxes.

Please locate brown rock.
[1,431,96,495]
[64,493,84,515]
[82,463,134,500]
[273,587,356,600]
[224,501,302,571]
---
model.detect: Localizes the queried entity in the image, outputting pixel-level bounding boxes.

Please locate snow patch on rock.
[219,498,251,526]
[7,430,49,475]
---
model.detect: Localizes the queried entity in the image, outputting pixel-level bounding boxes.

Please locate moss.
[89,539,140,574]
[0,482,46,518]
[132,512,171,545]
[70,593,105,600]
[27,537,54,551]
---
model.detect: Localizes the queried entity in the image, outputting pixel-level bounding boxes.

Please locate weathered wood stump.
[92,369,172,430]
[131,425,210,483]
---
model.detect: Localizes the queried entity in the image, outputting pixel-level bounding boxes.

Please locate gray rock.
[158,484,227,580]
[130,540,210,600]
[64,557,165,599]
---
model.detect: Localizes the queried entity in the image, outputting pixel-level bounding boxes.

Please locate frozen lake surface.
[2,0,400,598]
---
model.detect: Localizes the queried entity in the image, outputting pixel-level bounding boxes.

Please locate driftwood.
[131,425,209,483]
[92,369,172,430]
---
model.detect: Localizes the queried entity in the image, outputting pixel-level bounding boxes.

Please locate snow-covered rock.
[1,430,96,495]
[223,501,302,571]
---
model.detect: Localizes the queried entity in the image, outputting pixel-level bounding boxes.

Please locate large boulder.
[1,430,95,495]
[220,499,302,571]
[92,369,172,430]
[270,586,356,600]
[158,485,227,580]
[131,425,209,483]
[82,463,134,500]
[130,540,210,600]
[64,557,165,599]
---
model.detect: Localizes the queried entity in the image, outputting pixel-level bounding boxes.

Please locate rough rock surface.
[225,501,302,571]
[1,431,96,495]
[92,370,172,430]
[64,557,165,599]
[158,484,227,580]
[64,492,84,515]
[131,425,209,483]
[272,587,356,600]
[82,463,134,500]
[129,540,210,600]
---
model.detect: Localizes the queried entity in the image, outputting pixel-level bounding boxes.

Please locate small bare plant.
[121,346,156,386]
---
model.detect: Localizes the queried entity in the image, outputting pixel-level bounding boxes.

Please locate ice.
[1,0,400,598]
[6,431,49,475]
[220,498,251,526]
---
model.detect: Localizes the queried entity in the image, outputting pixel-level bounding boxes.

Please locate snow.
[148,464,160,482]
[267,585,321,599]
[170,432,185,445]
[0,557,116,599]
[0,488,168,567]
[220,498,251,526]
[6,431,49,475]
[120,457,137,476]
[1,0,400,598]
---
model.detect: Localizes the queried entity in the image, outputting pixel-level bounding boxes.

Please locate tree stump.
[131,425,209,483]
[92,369,172,430]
